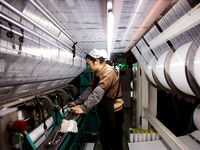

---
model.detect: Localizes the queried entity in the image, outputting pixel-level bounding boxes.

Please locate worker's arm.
[72,86,105,114]
[74,87,93,105]
[68,87,93,107]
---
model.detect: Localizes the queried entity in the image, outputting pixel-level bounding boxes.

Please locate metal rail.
[0,15,81,59]
[0,0,72,49]
[0,0,84,57]
[149,3,200,49]
[0,23,68,54]
[29,0,86,54]
[1,84,69,108]
[144,108,189,150]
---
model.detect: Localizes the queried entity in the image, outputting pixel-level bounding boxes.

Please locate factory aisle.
[122,108,133,150]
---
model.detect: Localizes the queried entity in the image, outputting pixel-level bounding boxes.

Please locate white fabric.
[88,49,108,59]
[60,119,78,133]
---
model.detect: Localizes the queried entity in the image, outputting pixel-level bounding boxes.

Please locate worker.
[68,49,124,150]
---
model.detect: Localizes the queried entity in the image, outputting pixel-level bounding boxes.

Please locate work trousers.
[99,108,124,150]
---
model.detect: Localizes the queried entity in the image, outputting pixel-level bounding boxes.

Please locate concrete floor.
[122,108,133,150]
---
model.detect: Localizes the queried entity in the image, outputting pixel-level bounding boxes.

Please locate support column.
[136,64,157,129]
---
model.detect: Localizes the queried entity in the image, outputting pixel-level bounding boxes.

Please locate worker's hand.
[72,107,84,114]
[67,102,76,107]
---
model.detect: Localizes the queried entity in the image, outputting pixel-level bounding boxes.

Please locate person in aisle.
[68,49,124,150]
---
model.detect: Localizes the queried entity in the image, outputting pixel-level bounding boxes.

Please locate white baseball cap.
[88,49,108,59]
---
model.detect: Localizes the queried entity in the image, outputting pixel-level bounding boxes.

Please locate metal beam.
[149,3,200,49]
[144,108,189,150]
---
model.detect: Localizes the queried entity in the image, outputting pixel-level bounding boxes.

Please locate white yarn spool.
[129,133,133,142]
[146,130,151,141]
[151,132,156,141]
[134,132,138,142]
[138,133,143,142]
[193,46,200,87]
[155,51,171,90]
[142,132,147,142]
[146,57,157,85]
[193,104,200,130]
[147,133,151,141]
[129,128,134,142]
[17,110,24,120]
[156,133,160,140]
[169,42,195,96]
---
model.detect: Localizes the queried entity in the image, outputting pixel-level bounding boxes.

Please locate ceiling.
[38,0,176,58]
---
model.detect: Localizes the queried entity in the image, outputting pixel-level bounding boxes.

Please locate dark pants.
[99,108,124,150]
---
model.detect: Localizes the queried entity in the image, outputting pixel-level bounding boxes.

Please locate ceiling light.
[107,0,114,59]
[107,0,113,11]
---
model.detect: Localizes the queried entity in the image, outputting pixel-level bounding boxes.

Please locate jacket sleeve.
[80,86,105,114]
[75,87,93,105]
